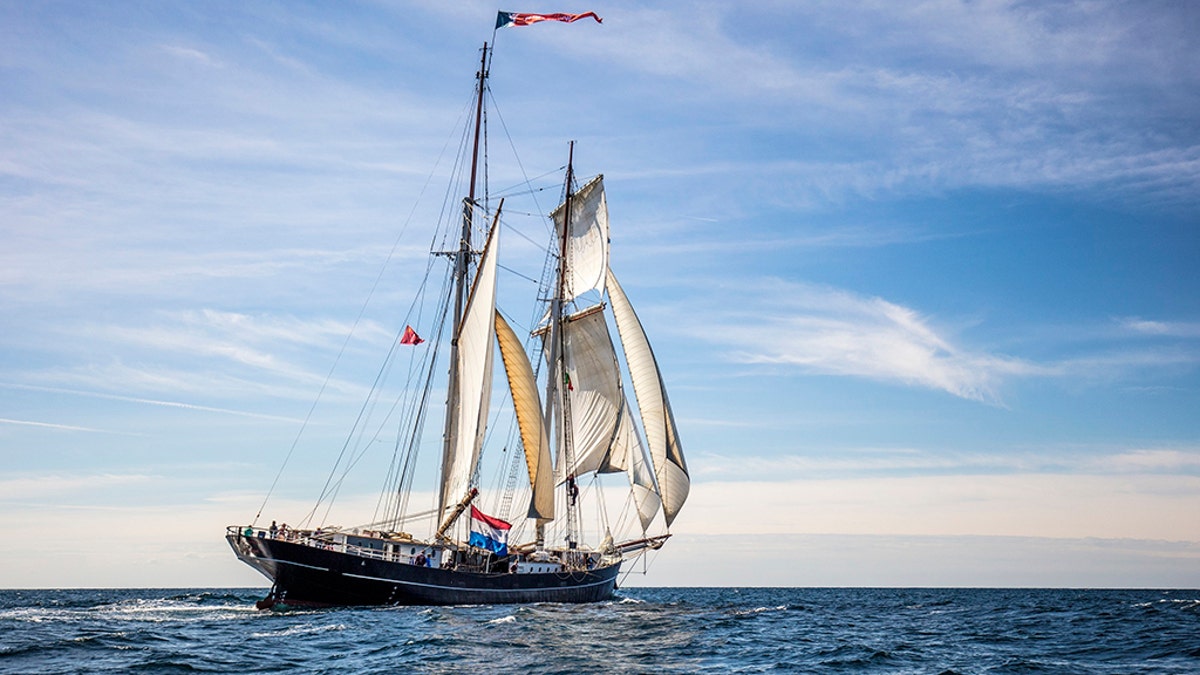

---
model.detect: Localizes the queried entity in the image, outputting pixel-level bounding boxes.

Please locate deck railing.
[228,525,426,565]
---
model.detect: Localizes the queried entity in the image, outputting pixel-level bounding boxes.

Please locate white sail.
[439,224,498,524]
[551,175,609,303]
[559,306,624,480]
[616,400,662,531]
[494,310,555,521]
[606,269,689,527]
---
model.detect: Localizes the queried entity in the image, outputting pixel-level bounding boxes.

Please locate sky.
[2,0,1199,589]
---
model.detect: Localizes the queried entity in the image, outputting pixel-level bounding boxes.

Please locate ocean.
[1,587,1196,673]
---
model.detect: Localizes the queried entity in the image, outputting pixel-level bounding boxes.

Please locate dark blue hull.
[227,533,620,606]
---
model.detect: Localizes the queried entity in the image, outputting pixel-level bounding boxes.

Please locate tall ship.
[226,39,689,607]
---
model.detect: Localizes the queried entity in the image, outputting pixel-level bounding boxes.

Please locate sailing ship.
[226,41,689,607]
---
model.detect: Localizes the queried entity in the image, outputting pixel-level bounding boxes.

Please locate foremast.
[437,42,491,534]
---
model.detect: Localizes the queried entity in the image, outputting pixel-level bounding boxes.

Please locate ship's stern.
[225,525,279,584]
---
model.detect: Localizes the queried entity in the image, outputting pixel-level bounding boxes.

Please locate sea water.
[1,587,1197,673]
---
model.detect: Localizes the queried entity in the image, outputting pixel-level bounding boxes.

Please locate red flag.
[496,11,602,28]
[400,325,424,345]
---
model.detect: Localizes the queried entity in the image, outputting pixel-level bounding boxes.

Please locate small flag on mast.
[400,325,424,345]
[496,11,602,28]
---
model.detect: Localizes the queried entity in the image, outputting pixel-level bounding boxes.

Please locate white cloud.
[1,382,307,422]
[1053,347,1200,384]
[582,2,1200,204]
[695,445,1200,481]
[2,308,401,405]
[692,448,1014,480]
[697,279,1038,403]
[677,472,1200,542]
[94,309,390,365]
[675,279,1200,403]
[1120,317,1200,338]
[0,472,156,501]
[0,417,133,435]
[631,533,1200,588]
[159,44,219,67]
[1091,448,1200,473]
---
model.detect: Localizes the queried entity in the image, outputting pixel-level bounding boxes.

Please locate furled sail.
[439,225,498,524]
[550,175,608,303]
[605,269,689,526]
[494,311,555,521]
[558,306,624,480]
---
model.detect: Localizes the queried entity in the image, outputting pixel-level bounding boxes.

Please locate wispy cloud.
[0,417,135,435]
[680,472,1200,541]
[674,278,1200,403]
[692,448,1004,480]
[1053,347,1200,384]
[568,2,1200,205]
[94,309,390,364]
[1087,448,1200,474]
[0,472,157,501]
[4,307,398,405]
[1,383,305,422]
[1119,317,1200,338]
[158,44,219,67]
[694,279,1039,403]
[694,445,1200,482]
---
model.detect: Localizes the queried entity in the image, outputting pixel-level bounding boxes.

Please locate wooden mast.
[438,42,490,525]
[542,141,579,551]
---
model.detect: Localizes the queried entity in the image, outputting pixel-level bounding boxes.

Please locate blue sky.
[2,1,1198,588]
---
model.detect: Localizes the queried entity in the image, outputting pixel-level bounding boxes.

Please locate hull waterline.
[228,532,620,606]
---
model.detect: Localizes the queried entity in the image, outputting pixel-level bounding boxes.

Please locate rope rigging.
[253,39,671,575]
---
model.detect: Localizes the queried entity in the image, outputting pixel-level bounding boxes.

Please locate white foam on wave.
[249,623,347,639]
[96,599,260,623]
[0,599,261,628]
[733,605,788,616]
[0,607,60,623]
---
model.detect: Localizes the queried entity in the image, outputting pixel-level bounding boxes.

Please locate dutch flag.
[468,505,511,556]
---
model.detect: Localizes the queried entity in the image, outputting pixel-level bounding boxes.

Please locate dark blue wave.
[0,588,1197,673]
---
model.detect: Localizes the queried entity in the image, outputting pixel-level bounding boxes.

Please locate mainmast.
[543,141,580,551]
[438,42,490,524]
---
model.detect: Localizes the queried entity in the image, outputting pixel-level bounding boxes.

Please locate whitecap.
[249,623,347,639]
[733,605,787,616]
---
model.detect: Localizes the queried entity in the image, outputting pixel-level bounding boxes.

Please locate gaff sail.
[439,224,499,525]
[494,310,555,520]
